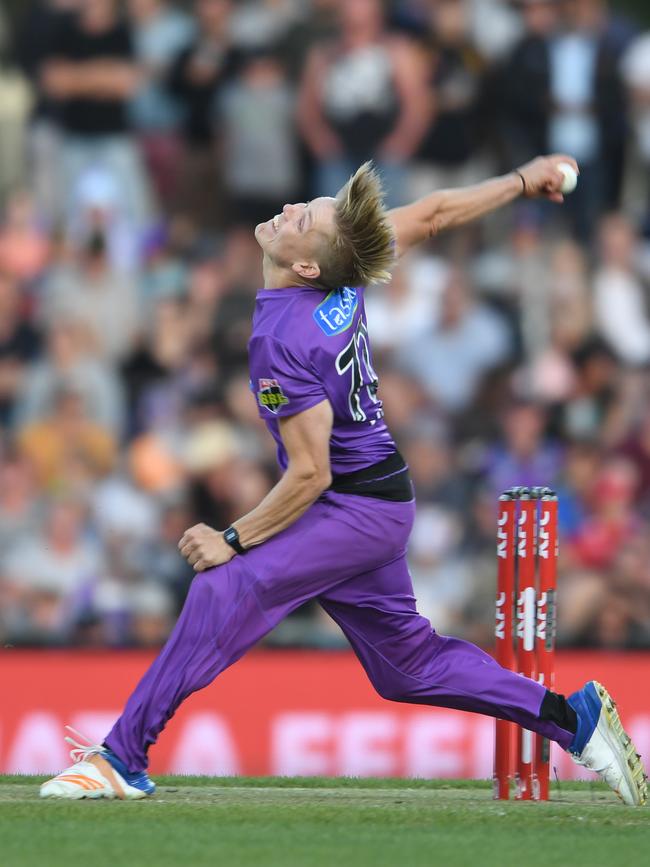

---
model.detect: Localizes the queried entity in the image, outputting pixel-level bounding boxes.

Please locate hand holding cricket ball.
[515,154,579,202]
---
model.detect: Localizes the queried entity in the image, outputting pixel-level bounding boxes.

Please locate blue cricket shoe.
[102,745,156,797]
[568,681,647,806]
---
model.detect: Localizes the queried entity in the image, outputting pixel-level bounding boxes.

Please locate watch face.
[223,525,246,554]
[224,528,241,551]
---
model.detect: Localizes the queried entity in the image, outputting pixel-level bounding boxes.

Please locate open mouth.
[272,215,280,232]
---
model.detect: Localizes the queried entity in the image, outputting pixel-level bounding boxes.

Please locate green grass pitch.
[1,776,649,867]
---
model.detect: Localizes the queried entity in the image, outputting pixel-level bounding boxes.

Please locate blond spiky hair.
[320,162,396,288]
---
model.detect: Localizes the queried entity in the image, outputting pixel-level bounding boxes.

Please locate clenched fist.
[178,523,236,572]
[516,154,579,203]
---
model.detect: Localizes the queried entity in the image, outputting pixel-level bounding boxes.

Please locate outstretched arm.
[388,155,579,257]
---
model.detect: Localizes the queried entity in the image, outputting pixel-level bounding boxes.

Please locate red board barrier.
[2,650,650,778]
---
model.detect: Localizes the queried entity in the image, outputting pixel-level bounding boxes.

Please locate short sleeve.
[249,337,327,419]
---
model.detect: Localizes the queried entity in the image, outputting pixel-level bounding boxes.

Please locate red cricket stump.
[515,493,538,800]
[494,487,559,802]
[493,494,517,799]
[535,494,558,801]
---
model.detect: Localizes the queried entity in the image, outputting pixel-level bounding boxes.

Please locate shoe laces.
[64,725,106,764]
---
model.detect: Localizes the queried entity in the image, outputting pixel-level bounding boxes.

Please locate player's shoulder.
[252,285,365,355]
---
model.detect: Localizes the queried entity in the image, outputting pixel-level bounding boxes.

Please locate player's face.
[255,197,336,273]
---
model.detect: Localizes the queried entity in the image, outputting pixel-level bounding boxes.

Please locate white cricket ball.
[557,162,578,194]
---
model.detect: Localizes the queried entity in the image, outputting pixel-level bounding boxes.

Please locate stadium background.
[1,0,650,777]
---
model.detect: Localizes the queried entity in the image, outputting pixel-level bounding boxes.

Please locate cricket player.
[42,157,647,805]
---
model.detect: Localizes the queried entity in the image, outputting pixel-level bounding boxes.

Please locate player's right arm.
[232,399,334,548]
[178,400,334,570]
[387,154,579,257]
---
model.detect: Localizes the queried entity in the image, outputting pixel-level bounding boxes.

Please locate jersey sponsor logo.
[257,378,289,413]
[313,286,358,336]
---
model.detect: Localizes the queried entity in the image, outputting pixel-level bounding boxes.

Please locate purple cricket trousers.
[105,493,574,771]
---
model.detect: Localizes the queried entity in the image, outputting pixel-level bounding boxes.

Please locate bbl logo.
[257,378,289,414]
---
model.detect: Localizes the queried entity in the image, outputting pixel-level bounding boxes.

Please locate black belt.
[329,450,413,502]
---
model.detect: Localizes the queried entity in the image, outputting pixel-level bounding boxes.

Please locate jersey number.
[335,318,381,422]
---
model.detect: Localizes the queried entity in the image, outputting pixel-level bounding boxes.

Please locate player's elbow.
[305,467,332,496]
[290,463,332,497]
[428,214,443,236]
[427,190,452,235]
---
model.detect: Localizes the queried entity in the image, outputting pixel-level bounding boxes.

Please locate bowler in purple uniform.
[41,156,647,805]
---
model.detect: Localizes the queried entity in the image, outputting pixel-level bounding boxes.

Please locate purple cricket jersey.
[248,284,398,474]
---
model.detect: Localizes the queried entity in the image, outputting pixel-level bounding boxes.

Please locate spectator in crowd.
[593,212,650,366]
[229,0,302,55]
[297,0,430,206]
[502,0,562,167]
[0,8,32,204]
[550,0,630,231]
[68,469,176,646]
[141,499,196,614]
[617,408,650,515]
[128,0,195,207]
[397,267,512,414]
[279,0,340,79]
[0,191,51,283]
[483,401,563,495]
[621,30,650,225]
[41,0,152,232]
[523,239,592,404]
[43,224,141,362]
[554,438,601,535]
[15,0,82,224]
[561,338,632,446]
[0,496,104,644]
[218,50,300,228]
[15,318,125,436]
[568,455,640,571]
[364,255,443,352]
[0,272,41,426]
[0,452,41,553]
[410,0,492,196]
[17,386,117,491]
[167,0,237,229]
[503,0,629,238]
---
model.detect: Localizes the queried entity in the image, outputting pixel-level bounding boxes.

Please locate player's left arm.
[387,154,579,257]
[179,400,333,571]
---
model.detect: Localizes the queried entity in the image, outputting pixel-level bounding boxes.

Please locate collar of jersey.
[257,285,327,299]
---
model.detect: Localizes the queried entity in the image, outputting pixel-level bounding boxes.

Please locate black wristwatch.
[223,525,246,555]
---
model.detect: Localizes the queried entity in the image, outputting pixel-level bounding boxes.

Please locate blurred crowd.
[1,0,650,649]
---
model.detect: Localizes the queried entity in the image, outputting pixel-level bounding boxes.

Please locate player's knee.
[371,676,409,703]
[185,570,211,598]
[182,570,224,620]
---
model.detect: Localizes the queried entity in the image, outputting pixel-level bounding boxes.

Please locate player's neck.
[262,257,308,291]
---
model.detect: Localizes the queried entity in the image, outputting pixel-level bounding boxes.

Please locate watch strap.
[223,525,246,555]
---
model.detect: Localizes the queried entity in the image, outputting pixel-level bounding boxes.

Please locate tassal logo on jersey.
[313,286,358,336]
[257,378,289,413]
